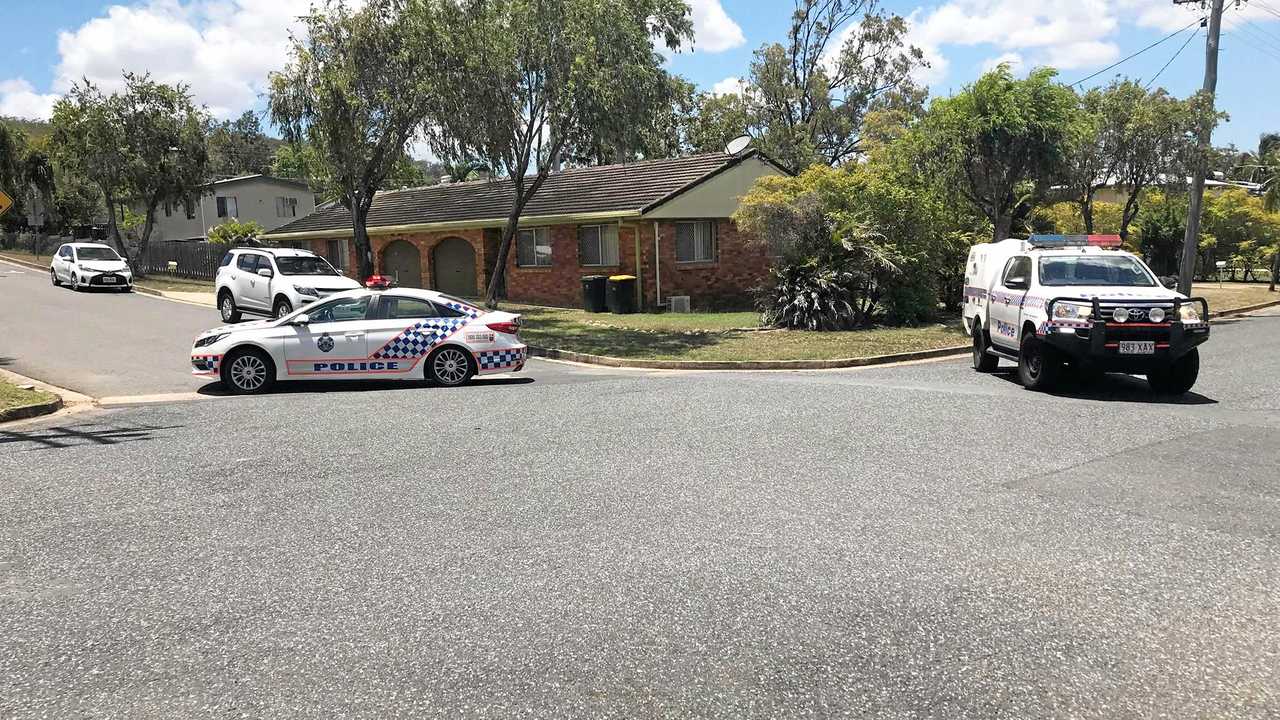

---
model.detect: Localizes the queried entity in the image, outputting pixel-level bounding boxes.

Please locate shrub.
[208,218,265,245]
[758,259,858,331]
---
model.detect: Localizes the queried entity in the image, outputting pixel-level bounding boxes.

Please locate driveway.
[2,296,1278,716]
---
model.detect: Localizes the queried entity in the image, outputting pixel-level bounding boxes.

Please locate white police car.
[191,288,526,393]
[964,234,1209,393]
[50,242,133,290]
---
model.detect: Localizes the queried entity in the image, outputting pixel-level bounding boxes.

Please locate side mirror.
[1160,276,1177,290]
[1005,276,1029,290]
[257,267,273,278]
[290,313,310,325]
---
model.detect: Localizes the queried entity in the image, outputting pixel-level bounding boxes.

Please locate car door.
[236,253,271,311]
[363,294,469,376]
[989,255,1031,350]
[281,294,374,379]
[53,245,71,280]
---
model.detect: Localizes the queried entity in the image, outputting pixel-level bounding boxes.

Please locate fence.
[138,242,227,280]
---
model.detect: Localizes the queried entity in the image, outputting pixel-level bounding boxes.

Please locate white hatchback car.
[191,288,527,393]
[49,242,133,291]
[215,247,361,322]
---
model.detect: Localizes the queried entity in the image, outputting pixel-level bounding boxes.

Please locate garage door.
[433,237,477,297]
[382,240,421,288]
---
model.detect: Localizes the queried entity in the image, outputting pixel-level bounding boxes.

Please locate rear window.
[219,252,234,267]
[237,254,260,271]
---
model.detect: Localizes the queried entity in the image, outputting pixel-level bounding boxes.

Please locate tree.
[1135,189,1187,276]
[1059,88,1110,233]
[207,111,274,179]
[918,65,1076,242]
[270,0,443,281]
[742,0,925,171]
[424,0,693,307]
[207,218,266,245]
[686,90,754,155]
[50,74,209,266]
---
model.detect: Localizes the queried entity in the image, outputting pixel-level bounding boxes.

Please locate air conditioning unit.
[668,295,691,313]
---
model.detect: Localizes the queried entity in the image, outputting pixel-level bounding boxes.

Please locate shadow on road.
[993,370,1217,405]
[0,423,181,451]
[195,376,535,397]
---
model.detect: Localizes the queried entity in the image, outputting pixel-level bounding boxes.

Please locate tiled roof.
[265,151,771,237]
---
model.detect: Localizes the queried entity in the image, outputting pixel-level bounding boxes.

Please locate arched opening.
[432,237,477,297]
[382,240,422,288]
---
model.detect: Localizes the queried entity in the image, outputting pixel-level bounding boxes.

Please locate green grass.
[134,275,215,294]
[0,379,55,414]
[0,249,52,267]
[1193,282,1277,313]
[508,303,967,361]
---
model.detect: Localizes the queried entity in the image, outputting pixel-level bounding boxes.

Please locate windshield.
[1038,255,1156,287]
[76,247,120,261]
[275,256,339,276]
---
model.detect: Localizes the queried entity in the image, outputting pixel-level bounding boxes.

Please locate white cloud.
[0,79,59,120]
[1,0,316,122]
[710,76,747,96]
[981,52,1024,74]
[683,0,745,53]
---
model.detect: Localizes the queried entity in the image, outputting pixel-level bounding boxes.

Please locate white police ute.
[963,234,1210,394]
[191,288,526,393]
[50,242,133,290]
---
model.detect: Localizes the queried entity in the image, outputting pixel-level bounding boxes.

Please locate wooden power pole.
[1177,0,1226,296]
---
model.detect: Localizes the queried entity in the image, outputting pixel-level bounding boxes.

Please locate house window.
[578,224,619,266]
[676,221,717,263]
[216,196,238,218]
[325,239,346,269]
[275,196,298,218]
[516,227,552,267]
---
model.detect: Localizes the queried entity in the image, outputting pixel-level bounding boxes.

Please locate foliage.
[206,111,274,179]
[424,0,693,306]
[743,0,925,171]
[685,90,754,155]
[1202,188,1280,281]
[207,218,266,245]
[1135,189,1190,276]
[269,0,442,280]
[917,65,1077,242]
[49,73,209,266]
[1034,201,1124,236]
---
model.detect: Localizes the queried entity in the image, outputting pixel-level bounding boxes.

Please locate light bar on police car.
[1028,234,1122,248]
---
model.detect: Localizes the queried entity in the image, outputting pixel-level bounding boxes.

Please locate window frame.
[216,195,238,218]
[306,295,373,324]
[577,224,619,267]
[674,220,718,264]
[375,294,444,320]
[516,227,553,268]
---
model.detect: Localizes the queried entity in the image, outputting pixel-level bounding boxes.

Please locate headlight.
[1147,307,1166,323]
[294,285,319,297]
[1179,304,1201,322]
[1053,302,1091,320]
[194,333,228,348]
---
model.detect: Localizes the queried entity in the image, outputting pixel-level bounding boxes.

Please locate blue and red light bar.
[1028,234,1122,248]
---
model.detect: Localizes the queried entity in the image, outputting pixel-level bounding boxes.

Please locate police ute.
[191,288,526,394]
[963,234,1209,393]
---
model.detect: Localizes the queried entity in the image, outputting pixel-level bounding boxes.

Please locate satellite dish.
[725,135,752,155]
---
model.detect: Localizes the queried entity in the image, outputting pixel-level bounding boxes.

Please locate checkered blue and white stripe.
[476,348,524,370]
[372,319,468,359]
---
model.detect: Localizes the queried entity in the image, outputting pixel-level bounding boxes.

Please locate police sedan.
[191,288,526,394]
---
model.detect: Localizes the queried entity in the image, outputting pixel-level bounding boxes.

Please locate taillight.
[486,321,520,335]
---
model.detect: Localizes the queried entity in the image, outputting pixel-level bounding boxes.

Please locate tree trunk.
[484,171,550,309]
[104,194,129,265]
[350,202,374,281]
[992,214,1013,242]
[1080,194,1095,234]
[135,199,160,278]
[1269,250,1278,292]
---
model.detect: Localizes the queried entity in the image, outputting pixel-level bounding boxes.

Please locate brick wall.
[503,223,648,307]
[654,220,769,310]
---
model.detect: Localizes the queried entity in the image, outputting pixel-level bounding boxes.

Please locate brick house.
[259,151,789,309]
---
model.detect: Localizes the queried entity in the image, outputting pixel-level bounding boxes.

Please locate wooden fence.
[138,242,228,279]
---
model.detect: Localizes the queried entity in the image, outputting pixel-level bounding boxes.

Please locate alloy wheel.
[432,348,470,385]
[221,296,235,321]
[229,354,267,392]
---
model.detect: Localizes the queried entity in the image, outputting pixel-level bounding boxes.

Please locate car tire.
[219,291,242,323]
[1018,333,1061,391]
[273,297,293,319]
[220,347,276,395]
[427,345,475,387]
[972,322,999,372]
[50,268,60,286]
[70,273,81,291]
[1147,348,1199,395]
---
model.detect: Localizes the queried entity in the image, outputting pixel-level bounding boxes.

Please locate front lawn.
[1193,282,1276,313]
[0,380,55,415]
[507,303,967,361]
[133,275,215,294]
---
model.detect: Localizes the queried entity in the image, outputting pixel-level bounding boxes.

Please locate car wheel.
[221,348,275,395]
[70,273,81,291]
[50,268,60,286]
[972,322,998,372]
[1017,333,1061,391]
[1147,348,1199,395]
[428,346,474,387]
[273,297,293,319]
[219,292,242,323]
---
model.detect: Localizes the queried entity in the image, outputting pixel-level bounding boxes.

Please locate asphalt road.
[2,270,1279,717]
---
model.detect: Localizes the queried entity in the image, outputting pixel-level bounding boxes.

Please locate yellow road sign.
[0,190,13,219]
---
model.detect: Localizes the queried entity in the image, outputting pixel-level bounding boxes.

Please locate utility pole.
[1176,0,1226,296]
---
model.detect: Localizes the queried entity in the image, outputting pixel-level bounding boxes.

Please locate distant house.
[260,151,789,309]
[1092,175,1262,205]
[144,174,316,243]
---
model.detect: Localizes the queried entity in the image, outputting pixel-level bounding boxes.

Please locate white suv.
[215,247,361,322]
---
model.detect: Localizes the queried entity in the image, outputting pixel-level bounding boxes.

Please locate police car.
[191,288,526,394]
[963,234,1210,393]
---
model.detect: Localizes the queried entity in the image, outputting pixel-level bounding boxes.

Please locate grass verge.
[0,379,56,415]
[1193,282,1277,313]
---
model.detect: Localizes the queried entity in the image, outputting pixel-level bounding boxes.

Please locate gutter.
[261,209,643,241]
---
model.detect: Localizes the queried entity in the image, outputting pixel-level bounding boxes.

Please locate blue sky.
[3,0,1278,154]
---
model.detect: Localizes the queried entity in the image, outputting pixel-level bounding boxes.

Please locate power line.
[1067,17,1203,87]
[1251,0,1280,20]
[1145,26,1202,88]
